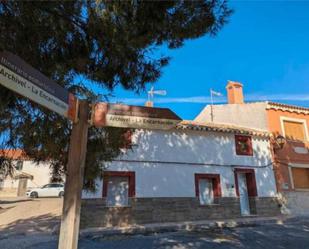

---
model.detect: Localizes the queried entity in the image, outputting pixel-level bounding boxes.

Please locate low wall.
[279,192,309,215]
[0,188,17,197]
[80,197,280,229]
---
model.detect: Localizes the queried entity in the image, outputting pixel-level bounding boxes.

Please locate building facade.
[81,122,279,229]
[0,150,52,197]
[195,81,309,215]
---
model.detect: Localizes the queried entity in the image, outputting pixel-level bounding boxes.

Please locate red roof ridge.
[0,149,27,160]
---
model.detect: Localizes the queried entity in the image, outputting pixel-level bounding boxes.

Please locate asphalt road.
[1,219,309,249]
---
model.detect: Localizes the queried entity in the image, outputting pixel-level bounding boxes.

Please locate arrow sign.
[0,51,77,121]
[92,103,182,130]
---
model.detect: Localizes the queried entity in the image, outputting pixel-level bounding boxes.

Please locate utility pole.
[58,100,89,249]
[210,89,223,122]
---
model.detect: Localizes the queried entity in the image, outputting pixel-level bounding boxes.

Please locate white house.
[81,121,280,228]
[0,150,52,197]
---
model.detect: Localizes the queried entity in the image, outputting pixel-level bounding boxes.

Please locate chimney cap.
[226,81,243,89]
[145,101,153,107]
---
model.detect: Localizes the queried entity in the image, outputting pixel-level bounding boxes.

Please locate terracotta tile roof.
[177,120,270,137]
[267,101,309,114]
[0,149,27,160]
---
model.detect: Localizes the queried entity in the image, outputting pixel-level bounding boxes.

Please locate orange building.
[195,81,309,215]
[267,103,309,192]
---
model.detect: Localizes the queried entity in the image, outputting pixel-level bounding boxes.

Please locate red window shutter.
[121,129,133,149]
[235,135,253,156]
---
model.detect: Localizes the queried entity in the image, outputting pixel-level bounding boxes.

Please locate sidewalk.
[80,215,302,238]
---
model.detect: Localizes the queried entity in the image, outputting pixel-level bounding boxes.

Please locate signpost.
[92,102,182,130]
[0,51,78,121]
[0,51,83,249]
[0,51,182,249]
[58,101,89,249]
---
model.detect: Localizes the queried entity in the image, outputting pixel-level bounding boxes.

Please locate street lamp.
[273,135,286,150]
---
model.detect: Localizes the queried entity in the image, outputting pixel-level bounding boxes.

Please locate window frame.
[102,171,136,205]
[235,135,253,156]
[280,116,309,142]
[195,173,221,205]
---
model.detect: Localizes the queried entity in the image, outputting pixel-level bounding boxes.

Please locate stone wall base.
[278,191,309,215]
[81,197,281,229]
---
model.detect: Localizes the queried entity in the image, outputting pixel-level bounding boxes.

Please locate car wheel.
[59,191,64,198]
[30,191,38,198]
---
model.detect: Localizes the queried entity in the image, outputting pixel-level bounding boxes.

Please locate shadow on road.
[0,213,61,237]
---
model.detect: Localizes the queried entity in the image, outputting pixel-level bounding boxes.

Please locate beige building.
[0,150,52,197]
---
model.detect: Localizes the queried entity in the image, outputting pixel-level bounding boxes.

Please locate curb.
[80,215,293,238]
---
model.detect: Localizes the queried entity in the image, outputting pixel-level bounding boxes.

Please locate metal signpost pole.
[58,100,89,249]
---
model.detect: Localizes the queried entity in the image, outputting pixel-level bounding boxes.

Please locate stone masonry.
[80,197,281,229]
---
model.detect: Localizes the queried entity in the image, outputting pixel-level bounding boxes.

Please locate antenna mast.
[146,86,167,107]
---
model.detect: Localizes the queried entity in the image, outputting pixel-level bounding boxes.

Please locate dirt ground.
[0,197,62,236]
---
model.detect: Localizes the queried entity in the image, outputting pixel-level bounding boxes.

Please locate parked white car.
[26,183,64,198]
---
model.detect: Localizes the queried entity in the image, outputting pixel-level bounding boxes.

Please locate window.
[195,174,221,205]
[42,184,52,188]
[283,120,306,141]
[107,177,129,206]
[102,171,135,207]
[199,179,214,205]
[291,167,309,189]
[15,161,23,171]
[235,135,253,156]
[120,129,133,149]
[50,183,63,188]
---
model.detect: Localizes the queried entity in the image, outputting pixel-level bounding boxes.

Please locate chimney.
[226,81,244,104]
[145,101,153,107]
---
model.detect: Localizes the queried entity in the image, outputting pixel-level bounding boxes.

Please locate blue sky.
[102,1,309,120]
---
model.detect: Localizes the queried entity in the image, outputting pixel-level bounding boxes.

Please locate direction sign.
[0,51,77,121]
[92,102,182,130]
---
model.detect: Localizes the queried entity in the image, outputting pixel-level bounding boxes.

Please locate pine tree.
[0,0,232,190]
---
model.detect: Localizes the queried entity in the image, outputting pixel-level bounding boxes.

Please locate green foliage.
[0,1,232,190]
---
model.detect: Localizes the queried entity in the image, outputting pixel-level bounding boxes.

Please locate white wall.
[2,161,52,189]
[195,102,268,130]
[83,129,277,199]
[123,130,271,166]
[23,161,52,188]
